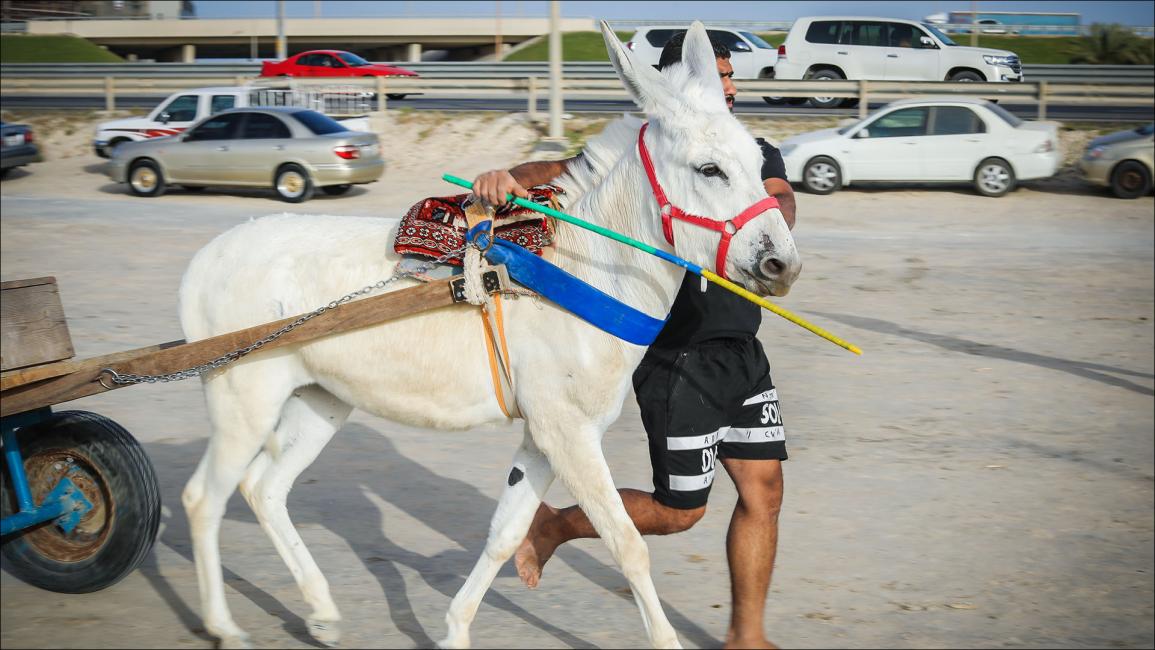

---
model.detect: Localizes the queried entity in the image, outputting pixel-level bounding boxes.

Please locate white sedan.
[779,97,1061,197]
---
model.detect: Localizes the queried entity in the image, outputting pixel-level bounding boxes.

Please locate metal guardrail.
[4,75,1150,122]
[2,63,1153,84]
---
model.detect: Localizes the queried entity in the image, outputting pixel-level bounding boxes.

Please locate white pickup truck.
[93,85,370,158]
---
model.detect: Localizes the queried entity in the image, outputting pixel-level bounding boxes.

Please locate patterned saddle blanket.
[393,185,561,266]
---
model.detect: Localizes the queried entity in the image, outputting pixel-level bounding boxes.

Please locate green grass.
[508,32,1149,65]
[1,34,124,63]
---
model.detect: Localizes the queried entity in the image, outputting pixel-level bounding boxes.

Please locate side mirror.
[159,111,171,124]
[919,36,935,48]
[855,128,870,139]
[732,41,752,52]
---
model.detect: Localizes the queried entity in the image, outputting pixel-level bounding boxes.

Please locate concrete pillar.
[180,43,196,63]
[126,53,138,62]
[157,45,196,62]
[407,42,422,62]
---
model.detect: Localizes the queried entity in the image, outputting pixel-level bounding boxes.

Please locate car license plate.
[4,134,23,146]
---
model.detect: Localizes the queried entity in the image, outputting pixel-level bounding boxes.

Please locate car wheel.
[950,70,984,82]
[386,94,408,100]
[1110,160,1153,199]
[321,184,353,196]
[802,156,842,194]
[805,70,845,109]
[763,96,788,105]
[274,164,314,203]
[973,158,1016,197]
[128,159,166,198]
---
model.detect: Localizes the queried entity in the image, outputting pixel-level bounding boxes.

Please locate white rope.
[462,245,489,306]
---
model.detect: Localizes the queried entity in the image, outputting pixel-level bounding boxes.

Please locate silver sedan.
[108,107,384,202]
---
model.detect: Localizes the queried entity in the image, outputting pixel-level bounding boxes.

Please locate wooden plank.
[1,278,75,372]
[0,279,463,417]
[1,339,185,391]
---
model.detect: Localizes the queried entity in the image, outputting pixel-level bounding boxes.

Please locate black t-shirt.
[649,139,787,351]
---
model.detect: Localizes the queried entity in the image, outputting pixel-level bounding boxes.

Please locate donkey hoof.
[216,634,253,650]
[436,636,470,649]
[307,618,342,647]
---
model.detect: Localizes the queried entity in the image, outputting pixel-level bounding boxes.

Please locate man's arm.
[473,156,579,206]
[764,177,796,231]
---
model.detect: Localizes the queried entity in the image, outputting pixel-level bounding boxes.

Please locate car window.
[185,113,244,141]
[931,106,986,135]
[739,31,775,49]
[210,95,236,114]
[644,29,680,47]
[336,51,370,67]
[846,21,887,47]
[708,30,749,52]
[805,20,842,44]
[159,94,199,122]
[292,110,347,135]
[319,55,342,68]
[241,113,292,139]
[887,23,918,48]
[864,107,929,138]
[922,23,958,46]
[297,53,321,66]
[985,103,1023,127]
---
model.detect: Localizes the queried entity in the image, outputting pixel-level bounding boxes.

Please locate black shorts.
[633,337,788,510]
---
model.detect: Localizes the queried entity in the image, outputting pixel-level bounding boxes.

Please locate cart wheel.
[1,411,161,593]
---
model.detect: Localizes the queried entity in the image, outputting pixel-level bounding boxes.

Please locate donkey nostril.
[759,256,787,279]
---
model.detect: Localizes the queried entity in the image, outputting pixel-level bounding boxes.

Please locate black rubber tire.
[273,163,314,203]
[802,156,842,195]
[805,70,845,109]
[973,157,1016,197]
[1110,160,1152,199]
[386,93,408,100]
[127,159,166,198]
[321,184,353,196]
[950,70,985,82]
[0,411,161,594]
[763,96,788,105]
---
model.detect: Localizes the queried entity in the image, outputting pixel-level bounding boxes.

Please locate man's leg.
[719,458,783,649]
[515,489,704,588]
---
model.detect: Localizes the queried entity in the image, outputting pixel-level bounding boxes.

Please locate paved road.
[1,170,1152,649]
[2,94,1153,122]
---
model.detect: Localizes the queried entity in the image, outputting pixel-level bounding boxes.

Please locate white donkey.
[179,21,800,650]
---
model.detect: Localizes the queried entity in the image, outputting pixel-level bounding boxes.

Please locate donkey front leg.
[542,424,682,649]
[439,427,555,649]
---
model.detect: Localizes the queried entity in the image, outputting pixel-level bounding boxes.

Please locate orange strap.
[479,294,518,418]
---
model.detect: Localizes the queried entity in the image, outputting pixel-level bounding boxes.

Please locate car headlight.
[983,55,1016,66]
[1084,145,1106,160]
[778,144,798,158]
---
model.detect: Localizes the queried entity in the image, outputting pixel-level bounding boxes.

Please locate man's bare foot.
[514,504,559,589]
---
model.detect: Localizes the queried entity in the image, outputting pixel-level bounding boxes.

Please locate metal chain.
[100,249,465,387]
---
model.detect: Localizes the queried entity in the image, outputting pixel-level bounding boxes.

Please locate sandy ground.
[1,112,1152,649]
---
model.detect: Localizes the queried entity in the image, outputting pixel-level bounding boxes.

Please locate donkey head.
[601,21,801,297]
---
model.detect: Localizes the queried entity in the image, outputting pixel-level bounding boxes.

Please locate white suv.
[774,16,1022,108]
[625,26,778,80]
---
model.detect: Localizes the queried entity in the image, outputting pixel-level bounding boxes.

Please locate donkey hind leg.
[182,371,296,650]
[547,425,681,649]
[439,427,555,649]
[237,385,353,648]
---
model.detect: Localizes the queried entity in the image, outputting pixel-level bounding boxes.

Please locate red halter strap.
[637,122,779,280]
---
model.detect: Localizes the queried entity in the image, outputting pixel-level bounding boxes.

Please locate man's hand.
[473,169,530,207]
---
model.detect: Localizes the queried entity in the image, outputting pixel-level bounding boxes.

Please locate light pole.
[276,0,287,60]
[548,0,563,141]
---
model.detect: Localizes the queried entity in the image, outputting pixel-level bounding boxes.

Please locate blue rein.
[466,222,667,346]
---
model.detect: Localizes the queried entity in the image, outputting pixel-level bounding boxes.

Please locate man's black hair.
[656,31,731,71]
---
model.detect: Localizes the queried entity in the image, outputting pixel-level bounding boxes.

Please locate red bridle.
[637,122,779,280]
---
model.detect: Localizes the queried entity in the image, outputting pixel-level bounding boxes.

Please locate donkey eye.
[697,163,726,180]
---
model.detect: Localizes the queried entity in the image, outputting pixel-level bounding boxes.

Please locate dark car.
[1,121,43,178]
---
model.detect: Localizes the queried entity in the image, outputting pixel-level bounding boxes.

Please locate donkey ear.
[682,21,725,99]
[600,20,677,114]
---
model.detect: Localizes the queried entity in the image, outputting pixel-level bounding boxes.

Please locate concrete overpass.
[25,16,598,62]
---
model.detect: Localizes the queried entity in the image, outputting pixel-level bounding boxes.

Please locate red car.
[260,50,418,99]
